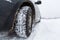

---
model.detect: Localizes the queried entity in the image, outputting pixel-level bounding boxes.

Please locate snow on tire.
[14,6,33,38]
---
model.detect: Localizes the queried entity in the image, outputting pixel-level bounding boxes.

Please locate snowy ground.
[0,19,60,40]
[33,19,60,40]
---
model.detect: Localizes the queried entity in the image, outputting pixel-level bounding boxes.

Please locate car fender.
[4,0,29,30]
[5,0,35,30]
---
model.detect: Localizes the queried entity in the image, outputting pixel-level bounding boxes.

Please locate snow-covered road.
[32,19,60,40]
[0,19,60,40]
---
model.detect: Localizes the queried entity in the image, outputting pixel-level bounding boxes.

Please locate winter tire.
[14,6,34,38]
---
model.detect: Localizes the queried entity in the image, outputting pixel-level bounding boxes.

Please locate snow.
[38,0,60,18]
[10,18,60,40]
[1,19,60,40]
[32,19,60,40]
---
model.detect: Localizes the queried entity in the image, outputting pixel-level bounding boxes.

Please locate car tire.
[13,6,34,38]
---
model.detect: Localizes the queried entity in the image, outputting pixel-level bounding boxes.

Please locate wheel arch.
[20,1,35,16]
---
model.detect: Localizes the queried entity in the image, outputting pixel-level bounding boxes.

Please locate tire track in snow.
[41,17,60,19]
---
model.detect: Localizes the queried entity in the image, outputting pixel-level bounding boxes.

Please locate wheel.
[14,6,34,38]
